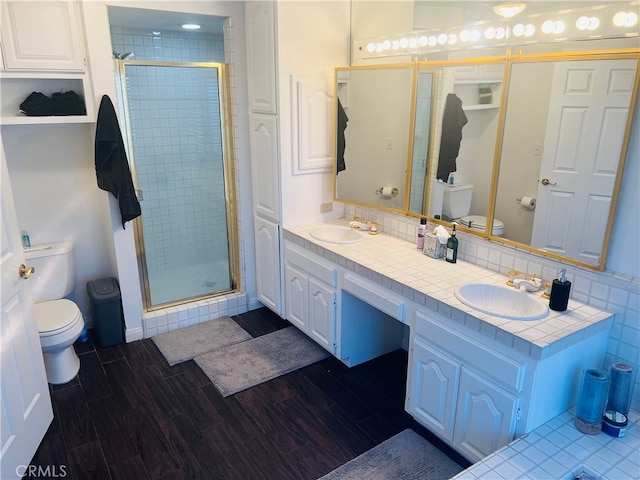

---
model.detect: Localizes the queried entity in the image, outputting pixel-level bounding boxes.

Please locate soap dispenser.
[549,268,571,311]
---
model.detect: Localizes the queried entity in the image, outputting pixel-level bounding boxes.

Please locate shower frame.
[114,59,240,311]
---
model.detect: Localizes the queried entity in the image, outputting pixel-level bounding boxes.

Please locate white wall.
[1,124,114,317]
[275,0,351,227]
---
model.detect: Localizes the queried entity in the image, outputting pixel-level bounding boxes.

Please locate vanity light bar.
[358,6,639,59]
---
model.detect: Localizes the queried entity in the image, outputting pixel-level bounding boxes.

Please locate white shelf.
[462,104,500,111]
[1,114,92,126]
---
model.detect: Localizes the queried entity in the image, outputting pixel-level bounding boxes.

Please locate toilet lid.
[35,299,82,335]
[459,215,504,230]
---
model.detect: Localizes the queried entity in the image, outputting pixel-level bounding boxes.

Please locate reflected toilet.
[442,183,504,237]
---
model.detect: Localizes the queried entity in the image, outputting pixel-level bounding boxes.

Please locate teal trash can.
[87,277,124,347]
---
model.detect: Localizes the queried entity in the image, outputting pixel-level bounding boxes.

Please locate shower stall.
[115,59,238,309]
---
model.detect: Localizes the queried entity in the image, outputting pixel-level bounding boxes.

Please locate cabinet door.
[406,337,459,442]
[284,263,308,331]
[308,277,336,353]
[1,1,85,71]
[453,368,519,462]
[249,115,280,222]
[245,1,277,114]
[254,216,282,315]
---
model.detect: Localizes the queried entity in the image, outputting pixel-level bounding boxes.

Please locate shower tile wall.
[111,27,229,296]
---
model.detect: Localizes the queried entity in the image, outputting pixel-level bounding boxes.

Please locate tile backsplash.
[346,204,640,412]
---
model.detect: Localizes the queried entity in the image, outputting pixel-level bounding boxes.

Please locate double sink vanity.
[283,220,613,464]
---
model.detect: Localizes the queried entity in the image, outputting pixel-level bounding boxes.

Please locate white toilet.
[442,183,504,237]
[24,241,84,385]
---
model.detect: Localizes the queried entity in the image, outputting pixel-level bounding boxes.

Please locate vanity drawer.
[343,273,405,322]
[415,310,526,392]
[284,243,337,287]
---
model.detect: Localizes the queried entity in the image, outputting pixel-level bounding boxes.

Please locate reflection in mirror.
[422,63,504,239]
[494,57,638,267]
[408,69,433,213]
[335,66,413,211]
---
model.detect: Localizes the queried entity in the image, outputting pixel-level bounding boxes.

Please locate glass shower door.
[119,61,235,308]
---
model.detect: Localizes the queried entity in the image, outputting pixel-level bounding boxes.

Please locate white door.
[0,138,53,479]
[531,59,637,264]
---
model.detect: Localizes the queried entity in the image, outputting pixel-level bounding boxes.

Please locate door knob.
[19,264,35,279]
[540,178,557,186]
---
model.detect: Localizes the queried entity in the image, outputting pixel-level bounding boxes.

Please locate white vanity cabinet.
[284,243,337,353]
[407,309,523,462]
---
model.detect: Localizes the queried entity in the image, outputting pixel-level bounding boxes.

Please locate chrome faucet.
[513,273,542,292]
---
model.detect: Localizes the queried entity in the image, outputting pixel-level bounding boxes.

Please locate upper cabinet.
[245,1,277,114]
[0,0,92,124]
[0,0,85,72]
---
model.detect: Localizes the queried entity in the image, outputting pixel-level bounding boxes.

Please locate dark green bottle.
[446,223,458,263]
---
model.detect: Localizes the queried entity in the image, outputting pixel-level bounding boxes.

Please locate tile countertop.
[452,408,640,480]
[284,221,614,361]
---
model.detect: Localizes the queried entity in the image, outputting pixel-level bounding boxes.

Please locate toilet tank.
[442,183,474,220]
[23,241,75,302]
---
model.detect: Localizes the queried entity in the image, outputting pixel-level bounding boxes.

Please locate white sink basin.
[309,225,362,244]
[454,283,549,320]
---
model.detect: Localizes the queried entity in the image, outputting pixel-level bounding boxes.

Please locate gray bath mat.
[194,327,329,397]
[318,429,464,480]
[151,316,251,366]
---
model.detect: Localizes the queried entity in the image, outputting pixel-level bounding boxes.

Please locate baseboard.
[125,326,144,343]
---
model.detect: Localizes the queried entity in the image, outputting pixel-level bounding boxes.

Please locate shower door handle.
[136,189,144,201]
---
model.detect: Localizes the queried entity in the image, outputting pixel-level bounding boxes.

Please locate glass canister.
[575,368,610,434]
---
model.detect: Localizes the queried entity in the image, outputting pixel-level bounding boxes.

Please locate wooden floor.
[28,307,469,480]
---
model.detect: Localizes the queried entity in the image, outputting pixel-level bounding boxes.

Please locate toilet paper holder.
[376,187,398,196]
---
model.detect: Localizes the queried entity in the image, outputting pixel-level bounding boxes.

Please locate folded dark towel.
[94,95,141,229]
[19,91,86,116]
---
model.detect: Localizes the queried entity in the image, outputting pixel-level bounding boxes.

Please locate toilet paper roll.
[381,187,393,199]
[520,196,536,210]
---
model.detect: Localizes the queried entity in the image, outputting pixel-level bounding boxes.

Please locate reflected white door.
[531,59,637,264]
[0,138,53,479]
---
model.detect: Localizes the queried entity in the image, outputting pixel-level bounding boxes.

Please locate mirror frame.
[333,47,640,271]
[333,62,418,216]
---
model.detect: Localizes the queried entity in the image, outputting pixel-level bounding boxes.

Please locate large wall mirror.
[333,49,639,271]
[335,65,414,212]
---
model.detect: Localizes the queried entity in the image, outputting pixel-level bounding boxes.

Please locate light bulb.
[496,27,506,39]
[428,35,438,46]
[587,17,600,31]
[437,33,448,45]
[392,40,400,50]
[448,33,458,45]
[554,20,566,34]
[382,40,391,50]
[366,42,376,53]
[376,43,383,52]
[418,35,428,47]
[613,11,639,28]
[513,23,525,37]
[541,20,555,34]
[470,30,481,42]
[524,24,535,37]
[400,37,409,48]
[485,27,497,39]
[576,16,590,30]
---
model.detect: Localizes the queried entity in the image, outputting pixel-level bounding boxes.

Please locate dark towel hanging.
[436,93,468,182]
[94,95,141,229]
[336,98,348,174]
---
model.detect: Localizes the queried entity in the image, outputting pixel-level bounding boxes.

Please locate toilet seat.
[459,215,504,235]
[35,299,83,337]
